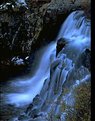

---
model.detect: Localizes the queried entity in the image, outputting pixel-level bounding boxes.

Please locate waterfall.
[5,42,56,107]
[57,10,91,40]
[57,10,90,61]
[24,10,90,120]
[4,10,90,110]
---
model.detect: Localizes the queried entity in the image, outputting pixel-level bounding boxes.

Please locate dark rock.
[81,49,91,71]
[76,48,91,71]
[30,108,40,119]
[26,104,33,114]
[0,56,29,81]
[56,38,68,56]
[18,113,30,121]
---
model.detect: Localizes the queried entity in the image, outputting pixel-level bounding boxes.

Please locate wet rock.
[18,113,30,121]
[30,108,40,119]
[76,48,91,71]
[56,38,68,56]
[21,46,90,121]
[81,49,91,71]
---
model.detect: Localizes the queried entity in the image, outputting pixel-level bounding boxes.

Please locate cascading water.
[55,10,91,110]
[57,11,90,58]
[4,42,56,107]
[2,10,90,120]
[57,10,90,40]
[22,10,90,121]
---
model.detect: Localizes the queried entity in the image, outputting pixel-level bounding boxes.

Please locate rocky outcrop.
[18,44,91,121]
[43,0,90,23]
[0,0,90,80]
[0,0,91,55]
[76,49,91,71]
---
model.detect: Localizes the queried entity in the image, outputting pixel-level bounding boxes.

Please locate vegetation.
[66,81,91,121]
